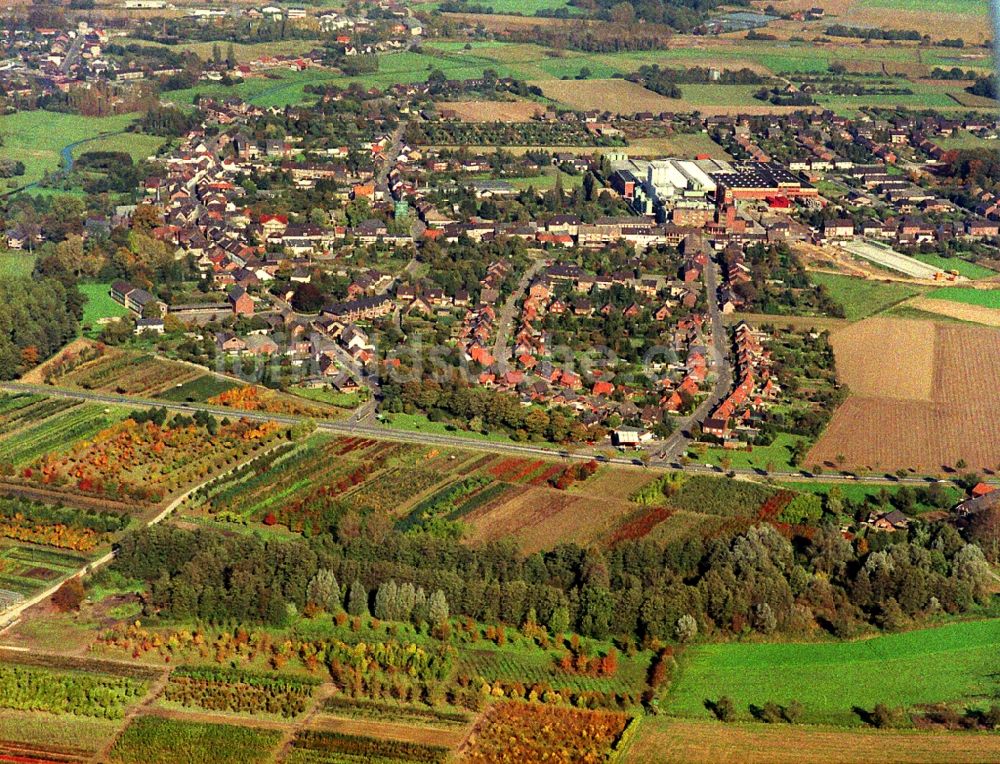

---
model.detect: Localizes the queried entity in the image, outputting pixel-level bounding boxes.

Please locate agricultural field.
[901,295,1000,327]
[439,99,544,122]
[626,716,1000,763]
[45,348,205,397]
[0,650,156,718]
[0,402,123,467]
[809,273,925,321]
[0,708,121,763]
[0,542,90,608]
[912,255,997,281]
[926,287,1000,309]
[459,460,633,552]
[320,696,472,728]
[10,410,287,506]
[0,496,129,552]
[666,620,1000,727]
[461,702,630,762]
[108,715,282,764]
[808,318,1000,472]
[162,665,319,719]
[532,79,796,116]
[185,435,450,530]
[287,728,450,763]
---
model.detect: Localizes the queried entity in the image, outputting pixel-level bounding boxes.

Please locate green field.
[0,252,35,279]
[508,168,584,191]
[858,0,985,12]
[109,716,281,764]
[288,385,364,408]
[809,273,925,321]
[926,287,1000,309]
[0,404,123,466]
[667,620,1000,726]
[691,434,806,473]
[912,254,997,280]
[0,111,140,189]
[158,375,240,403]
[73,132,166,164]
[935,131,999,151]
[79,283,131,329]
[777,480,963,508]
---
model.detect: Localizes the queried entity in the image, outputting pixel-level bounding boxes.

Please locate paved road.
[0,381,972,489]
[490,258,545,371]
[376,122,406,198]
[653,252,733,462]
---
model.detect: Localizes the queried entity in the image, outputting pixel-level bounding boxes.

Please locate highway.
[0,381,971,489]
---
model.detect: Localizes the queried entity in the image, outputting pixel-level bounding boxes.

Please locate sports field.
[667,620,1000,726]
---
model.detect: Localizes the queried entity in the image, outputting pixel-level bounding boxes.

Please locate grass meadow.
[0,112,140,189]
[79,283,131,329]
[0,252,35,279]
[809,273,925,321]
[666,620,1000,726]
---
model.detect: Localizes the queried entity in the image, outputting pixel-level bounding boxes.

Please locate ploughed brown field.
[441,100,544,122]
[462,483,640,553]
[626,717,1000,764]
[807,318,1000,473]
[532,79,815,116]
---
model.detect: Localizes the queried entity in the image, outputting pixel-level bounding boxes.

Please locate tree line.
[113,515,993,643]
[0,277,82,380]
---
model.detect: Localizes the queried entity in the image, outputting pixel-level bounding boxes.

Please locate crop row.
[0,396,76,436]
[290,730,448,764]
[0,405,116,467]
[0,497,130,551]
[397,476,493,532]
[322,696,471,725]
[165,666,317,718]
[0,663,146,719]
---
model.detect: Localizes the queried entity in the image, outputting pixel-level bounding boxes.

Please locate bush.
[713,695,736,722]
[783,700,804,724]
[51,577,85,612]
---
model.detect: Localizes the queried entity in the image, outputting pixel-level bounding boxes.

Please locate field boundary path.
[491,256,546,370]
[1,381,991,488]
[91,668,172,764]
[652,252,733,462]
[0,439,292,632]
[274,682,338,763]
